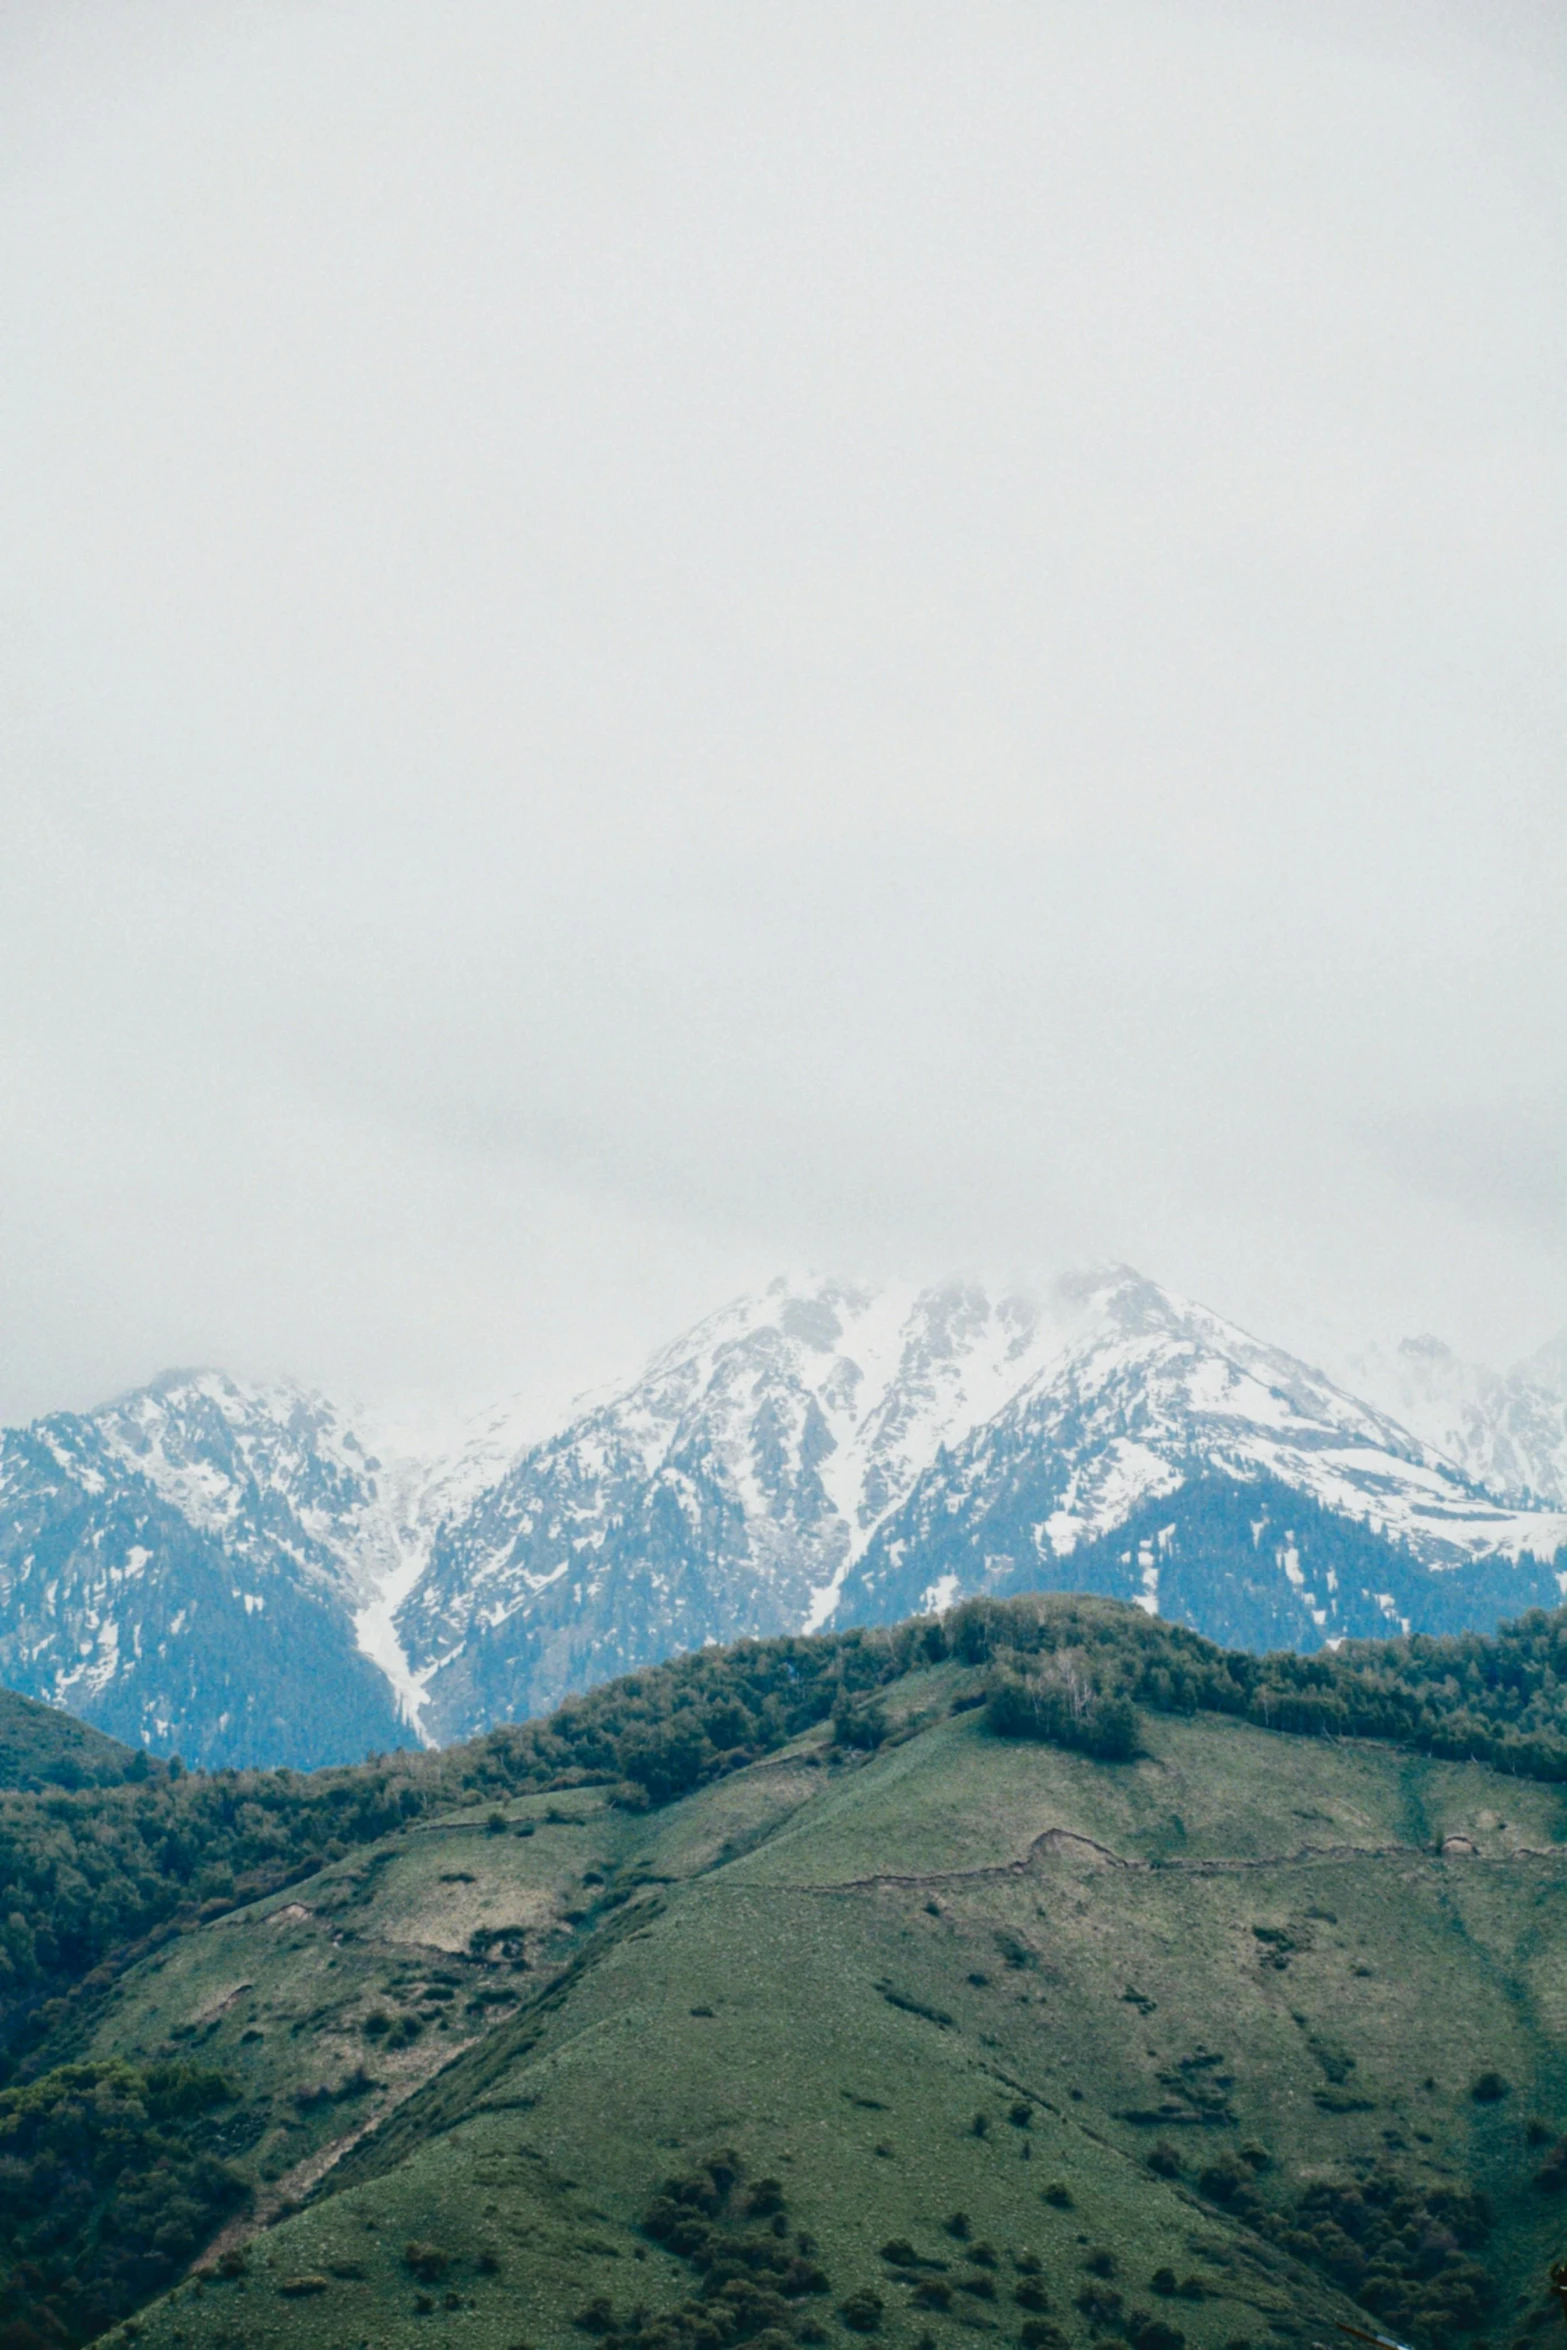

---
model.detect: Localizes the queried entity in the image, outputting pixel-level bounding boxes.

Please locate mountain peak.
[2,1268,1564,1767]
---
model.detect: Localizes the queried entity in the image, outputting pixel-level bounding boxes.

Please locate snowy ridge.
[89,1371,383,1589]
[1007,1271,1567,1566]
[392,1267,1567,1740]
[0,1274,1563,1763]
[395,1275,1071,1740]
[0,1374,417,1768]
[835,1269,1567,1643]
[1344,1335,1567,1510]
[88,1371,444,1733]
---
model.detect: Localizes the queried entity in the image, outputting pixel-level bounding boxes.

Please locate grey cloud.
[0,0,1564,1424]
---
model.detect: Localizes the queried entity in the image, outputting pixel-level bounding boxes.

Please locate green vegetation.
[984,1660,1139,1759]
[0,1685,139,1792]
[13,1590,1567,2044]
[624,2151,832,2348]
[4,1595,1567,2346]
[963,1593,1567,1778]
[14,1593,1567,2038]
[0,1627,889,2034]
[0,2058,244,2345]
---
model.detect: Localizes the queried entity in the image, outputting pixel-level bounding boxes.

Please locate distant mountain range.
[2,1268,1563,1764]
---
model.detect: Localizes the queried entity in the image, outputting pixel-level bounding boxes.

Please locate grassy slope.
[65,1655,1567,2350]
[0,1683,134,1788]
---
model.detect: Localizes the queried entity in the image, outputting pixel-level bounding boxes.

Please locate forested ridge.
[968,1594,1567,1772]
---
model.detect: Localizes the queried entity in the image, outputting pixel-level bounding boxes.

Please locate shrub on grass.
[832,1696,888,1753]
[1127,2315,1184,2350]
[17,1590,1567,2092]
[404,2241,452,2282]
[1196,2156,1263,2219]
[1196,2157,1496,2341]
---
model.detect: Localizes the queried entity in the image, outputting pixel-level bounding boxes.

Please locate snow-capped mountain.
[397,1277,1070,1741]
[1,1272,1563,1765]
[834,1269,1567,1650]
[1343,1333,1567,1508]
[0,1373,417,1768]
[394,1267,1567,1740]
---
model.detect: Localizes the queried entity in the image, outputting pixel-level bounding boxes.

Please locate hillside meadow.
[0,1599,1566,2349]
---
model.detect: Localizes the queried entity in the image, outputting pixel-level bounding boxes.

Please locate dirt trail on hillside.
[759,1822,1567,1894]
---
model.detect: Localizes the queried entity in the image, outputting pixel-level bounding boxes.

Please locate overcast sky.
[1,0,1564,1439]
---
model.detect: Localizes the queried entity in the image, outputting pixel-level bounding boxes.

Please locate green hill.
[0,1598,1562,2350]
[0,1681,136,1790]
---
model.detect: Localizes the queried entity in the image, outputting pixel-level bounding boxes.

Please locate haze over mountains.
[2,1268,1564,1768]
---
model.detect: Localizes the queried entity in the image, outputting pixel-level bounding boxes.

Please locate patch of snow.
[1134,1548,1159,1617]
[352,1524,437,1741]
